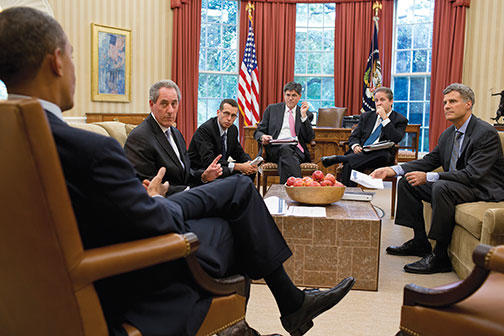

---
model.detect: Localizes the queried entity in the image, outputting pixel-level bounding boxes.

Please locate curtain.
[238,1,296,138]
[171,0,202,140]
[428,0,470,150]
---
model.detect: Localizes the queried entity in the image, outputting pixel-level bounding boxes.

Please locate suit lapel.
[459,116,477,160]
[365,113,379,141]
[212,118,224,153]
[170,127,190,174]
[444,126,456,169]
[273,103,286,139]
[149,116,184,170]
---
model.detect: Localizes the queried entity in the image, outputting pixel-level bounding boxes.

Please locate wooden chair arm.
[71,232,198,290]
[402,244,495,308]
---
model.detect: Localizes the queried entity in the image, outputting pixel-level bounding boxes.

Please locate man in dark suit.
[321,87,408,186]
[0,7,355,336]
[189,98,258,178]
[124,80,223,196]
[372,83,504,274]
[254,82,315,183]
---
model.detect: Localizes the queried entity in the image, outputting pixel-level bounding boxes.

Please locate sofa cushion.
[93,121,131,147]
[68,122,110,137]
[455,202,504,240]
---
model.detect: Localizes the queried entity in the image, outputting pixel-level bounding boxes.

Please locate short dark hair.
[219,98,238,110]
[149,80,181,103]
[283,81,302,95]
[443,83,475,108]
[374,87,393,100]
[0,7,67,87]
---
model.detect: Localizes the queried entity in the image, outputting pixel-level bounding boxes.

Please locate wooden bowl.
[284,184,345,205]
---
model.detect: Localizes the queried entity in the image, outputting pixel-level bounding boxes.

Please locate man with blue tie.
[372,83,504,274]
[322,87,408,186]
[125,80,223,196]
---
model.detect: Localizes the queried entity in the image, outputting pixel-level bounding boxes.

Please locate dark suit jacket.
[349,110,408,154]
[401,115,504,201]
[46,112,211,335]
[253,102,315,161]
[188,117,251,177]
[124,114,204,195]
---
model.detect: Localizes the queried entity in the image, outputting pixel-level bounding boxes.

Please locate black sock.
[413,227,428,243]
[264,266,304,316]
[433,242,448,256]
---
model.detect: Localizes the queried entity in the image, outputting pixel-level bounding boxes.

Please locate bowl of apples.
[284,170,345,205]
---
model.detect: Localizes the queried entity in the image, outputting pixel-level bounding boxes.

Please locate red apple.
[302,176,313,186]
[320,180,331,186]
[311,170,325,182]
[293,180,304,187]
[334,181,345,187]
[286,176,297,186]
[325,173,336,184]
[309,181,321,187]
[323,179,334,186]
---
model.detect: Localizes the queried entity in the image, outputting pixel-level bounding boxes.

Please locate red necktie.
[288,110,304,153]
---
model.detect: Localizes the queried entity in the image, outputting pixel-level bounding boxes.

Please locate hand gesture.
[202,154,223,182]
[353,145,363,154]
[370,167,395,180]
[404,171,427,186]
[143,167,169,197]
[261,134,272,145]
[376,105,388,120]
[238,161,258,175]
[300,101,309,119]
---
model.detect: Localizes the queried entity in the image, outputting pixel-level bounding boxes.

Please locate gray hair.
[149,79,181,103]
[443,83,475,108]
[0,7,67,87]
[283,81,302,95]
[374,87,393,100]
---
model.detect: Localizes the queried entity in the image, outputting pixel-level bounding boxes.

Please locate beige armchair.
[0,99,248,336]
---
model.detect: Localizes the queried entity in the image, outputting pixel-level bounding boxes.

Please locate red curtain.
[238,1,296,138]
[334,0,393,116]
[171,0,202,140]
[428,0,470,150]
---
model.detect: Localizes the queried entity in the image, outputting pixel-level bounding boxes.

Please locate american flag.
[238,18,260,126]
[360,18,382,114]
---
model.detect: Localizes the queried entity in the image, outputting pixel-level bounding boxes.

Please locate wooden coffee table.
[264,184,381,291]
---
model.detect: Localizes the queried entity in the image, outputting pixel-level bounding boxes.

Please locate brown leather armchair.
[0,99,248,336]
[397,244,504,336]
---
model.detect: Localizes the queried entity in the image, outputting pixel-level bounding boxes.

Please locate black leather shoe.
[217,320,283,336]
[280,277,355,336]
[404,252,452,274]
[386,239,432,257]
[321,155,342,167]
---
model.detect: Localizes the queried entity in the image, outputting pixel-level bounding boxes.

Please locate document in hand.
[269,136,298,145]
[362,140,395,152]
[350,170,384,189]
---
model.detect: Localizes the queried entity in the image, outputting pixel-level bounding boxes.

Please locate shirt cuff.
[426,172,439,182]
[391,165,404,176]
[152,194,164,198]
[301,115,308,123]
[228,162,235,170]
[381,118,391,127]
[351,144,359,150]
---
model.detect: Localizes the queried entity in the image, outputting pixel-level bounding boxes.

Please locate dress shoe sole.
[403,265,452,274]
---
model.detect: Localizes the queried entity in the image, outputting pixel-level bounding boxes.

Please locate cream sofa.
[423,131,504,279]
[68,121,136,146]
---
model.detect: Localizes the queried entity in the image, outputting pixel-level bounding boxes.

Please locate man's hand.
[235,161,258,175]
[370,167,395,180]
[376,106,388,120]
[202,154,223,182]
[353,145,363,154]
[143,167,169,197]
[261,134,272,145]
[404,171,427,186]
[300,101,309,119]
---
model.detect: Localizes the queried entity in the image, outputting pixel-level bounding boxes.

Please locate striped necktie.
[364,119,383,146]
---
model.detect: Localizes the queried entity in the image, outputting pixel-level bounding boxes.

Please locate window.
[198,0,239,126]
[392,0,434,152]
[294,3,335,123]
[0,79,7,100]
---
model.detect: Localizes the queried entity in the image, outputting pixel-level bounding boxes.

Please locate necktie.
[288,110,304,153]
[363,119,383,146]
[221,132,227,160]
[165,129,184,168]
[449,131,463,171]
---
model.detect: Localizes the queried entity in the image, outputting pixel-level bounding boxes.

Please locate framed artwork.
[91,23,131,102]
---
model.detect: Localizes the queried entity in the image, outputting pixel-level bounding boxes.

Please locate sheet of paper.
[264,196,288,215]
[286,205,326,217]
[350,170,384,189]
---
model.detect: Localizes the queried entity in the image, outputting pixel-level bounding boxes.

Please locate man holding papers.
[372,83,504,274]
[254,81,315,183]
[322,87,407,186]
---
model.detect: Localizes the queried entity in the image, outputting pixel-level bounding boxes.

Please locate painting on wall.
[91,23,131,102]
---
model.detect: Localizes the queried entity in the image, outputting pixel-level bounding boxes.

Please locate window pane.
[222,25,237,49]
[397,25,412,49]
[296,4,308,27]
[396,0,414,24]
[309,4,324,27]
[222,75,238,98]
[208,0,221,10]
[207,25,221,48]
[206,49,221,71]
[306,29,323,50]
[199,49,206,71]
[323,4,335,23]
[221,50,236,72]
[425,102,430,126]
[322,52,334,74]
[198,99,208,126]
[207,74,222,97]
[296,29,307,51]
[412,50,428,72]
[396,51,411,73]
[394,102,408,117]
[410,77,424,100]
[409,102,423,124]
[295,53,307,73]
[394,77,409,100]
[222,1,237,25]
[421,128,429,152]
[323,29,334,51]
[321,78,334,100]
[413,23,430,48]
[426,77,431,100]
[306,77,321,99]
[307,52,322,74]
[198,74,208,97]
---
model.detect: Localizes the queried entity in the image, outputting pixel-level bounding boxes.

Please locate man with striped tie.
[322,87,408,186]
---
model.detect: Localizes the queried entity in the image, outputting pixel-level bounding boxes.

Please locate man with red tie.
[254,81,315,183]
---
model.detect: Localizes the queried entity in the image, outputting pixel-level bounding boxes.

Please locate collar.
[8,94,64,122]
[284,104,297,114]
[456,114,472,134]
[217,119,227,136]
